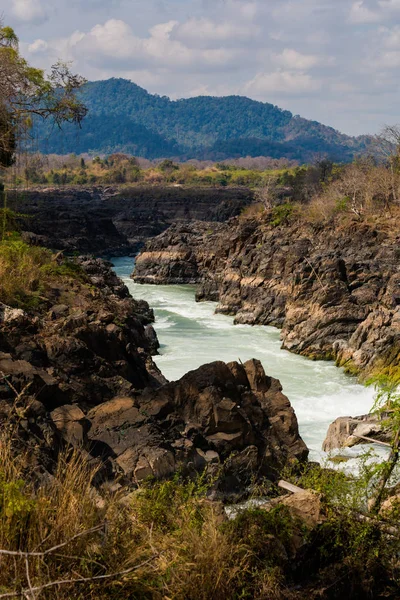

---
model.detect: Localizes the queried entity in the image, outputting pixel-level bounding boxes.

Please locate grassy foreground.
[0,420,399,600]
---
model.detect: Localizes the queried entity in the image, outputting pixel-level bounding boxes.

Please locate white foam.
[113,257,376,462]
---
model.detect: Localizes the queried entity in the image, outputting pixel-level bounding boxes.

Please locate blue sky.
[2,0,400,135]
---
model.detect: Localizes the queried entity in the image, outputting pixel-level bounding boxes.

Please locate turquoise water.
[112,256,375,461]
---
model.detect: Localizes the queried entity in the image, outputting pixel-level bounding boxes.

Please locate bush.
[0,238,83,308]
[0,423,398,600]
[270,202,295,227]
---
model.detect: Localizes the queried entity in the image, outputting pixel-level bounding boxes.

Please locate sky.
[2,0,400,136]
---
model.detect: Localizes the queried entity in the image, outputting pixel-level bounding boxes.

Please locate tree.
[0,22,87,168]
[158,159,179,173]
[255,173,280,209]
[368,376,400,513]
[374,124,400,204]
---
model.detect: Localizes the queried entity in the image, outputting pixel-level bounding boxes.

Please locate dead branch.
[303,257,328,292]
[0,555,159,599]
[0,524,106,558]
[278,479,400,535]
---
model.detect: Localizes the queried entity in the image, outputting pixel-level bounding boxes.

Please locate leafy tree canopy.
[0,22,87,167]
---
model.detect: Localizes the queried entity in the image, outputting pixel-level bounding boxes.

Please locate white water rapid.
[113,257,376,462]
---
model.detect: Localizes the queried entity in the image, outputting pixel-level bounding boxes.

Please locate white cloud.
[382,25,400,47]
[29,19,241,75]
[244,70,321,96]
[348,1,381,23]
[367,24,400,69]
[272,48,320,70]
[28,39,48,53]
[173,17,259,48]
[239,1,258,20]
[374,50,400,67]
[378,0,400,11]
[11,0,47,23]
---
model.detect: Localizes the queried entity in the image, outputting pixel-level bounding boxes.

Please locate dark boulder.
[51,359,308,498]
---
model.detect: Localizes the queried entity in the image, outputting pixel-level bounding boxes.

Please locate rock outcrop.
[133,216,400,378]
[0,255,307,497]
[264,490,325,529]
[15,186,252,254]
[323,413,391,451]
[53,359,308,496]
[0,257,164,410]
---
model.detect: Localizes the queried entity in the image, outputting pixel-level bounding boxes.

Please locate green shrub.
[270,202,295,227]
[335,196,350,212]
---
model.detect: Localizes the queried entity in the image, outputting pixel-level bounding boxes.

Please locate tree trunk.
[369,428,400,514]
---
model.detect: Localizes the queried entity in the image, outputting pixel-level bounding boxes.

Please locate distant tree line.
[32,78,371,163]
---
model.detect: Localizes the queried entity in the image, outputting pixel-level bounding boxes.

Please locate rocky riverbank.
[0,255,307,497]
[133,215,400,380]
[2,242,400,600]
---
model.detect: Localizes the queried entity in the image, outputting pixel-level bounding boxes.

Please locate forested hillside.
[35,78,370,162]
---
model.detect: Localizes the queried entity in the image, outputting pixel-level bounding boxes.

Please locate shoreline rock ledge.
[0,257,308,498]
[323,413,391,451]
[83,359,309,495]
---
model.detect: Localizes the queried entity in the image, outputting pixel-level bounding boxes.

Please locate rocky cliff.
[12,186,252,254]
[0,256,164,409]
[0,255,307,496]
[133,216,400,379]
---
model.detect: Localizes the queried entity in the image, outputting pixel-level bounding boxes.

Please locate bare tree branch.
[0,555,159,599]
[0,524,105,558]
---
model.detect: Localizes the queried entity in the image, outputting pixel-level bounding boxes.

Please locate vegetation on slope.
[33,78,371,162]
[0,235,84,309]
[1,151,335,192]
[0,413,399,600]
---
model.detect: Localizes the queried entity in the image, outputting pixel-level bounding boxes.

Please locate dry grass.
[0,431,153,599]
[0,237,83,309]
[0,237,56,308]
[239,202,265,220]
[0,418,398,599]
[0,422,303,600]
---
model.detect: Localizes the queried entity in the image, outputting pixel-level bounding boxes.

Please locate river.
[112,256,375,462]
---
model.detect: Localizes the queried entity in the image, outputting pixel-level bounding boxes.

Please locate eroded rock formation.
[323,413,391,451]
[52,359,308,496]
[15,186,252,254]
[133,216,400,378]
[0,256,307,496]
[0,257,164,409]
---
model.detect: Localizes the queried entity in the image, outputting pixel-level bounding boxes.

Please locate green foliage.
[0,478,34,520]
[0,23,87,167]
[33,78,368,162]
[369,375,400,437]
[284,461,367,513]
[223,505,300,565]
[0,207,28,240]
[131,473,210,533]
[270,202,295,227]
[0,434,398,600]
[158,159,179,172]
[335,196,350,212]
